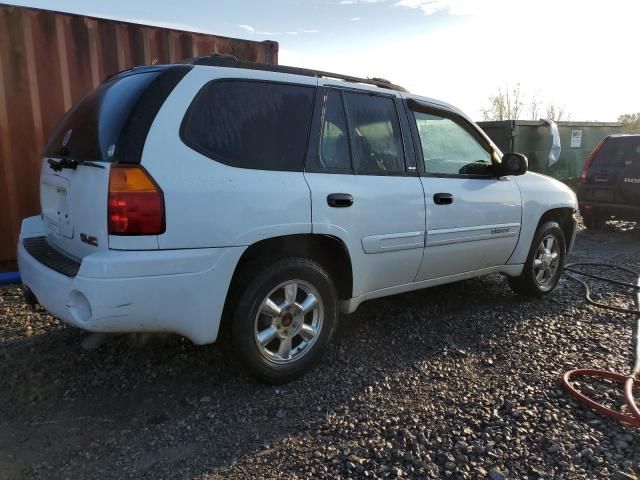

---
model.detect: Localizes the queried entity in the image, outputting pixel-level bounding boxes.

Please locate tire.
[231,257,338,384]
[507,221,566,298]
[582,210,605,229]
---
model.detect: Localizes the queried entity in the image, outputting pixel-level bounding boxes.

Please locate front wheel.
[508,221,566,298]
[231,258,338,384]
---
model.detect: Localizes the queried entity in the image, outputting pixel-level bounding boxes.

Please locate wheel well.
[229,234,353,301]
[538,207,575,249]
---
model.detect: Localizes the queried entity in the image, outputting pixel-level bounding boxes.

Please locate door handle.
[433,193,453,205]
[327,193,353,208]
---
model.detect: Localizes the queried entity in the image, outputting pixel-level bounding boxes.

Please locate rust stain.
[0,4,278,263]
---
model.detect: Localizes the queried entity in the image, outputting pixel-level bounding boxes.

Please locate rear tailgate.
[41,160,111,259]
[38,65,190,260]
[583,136,640,205]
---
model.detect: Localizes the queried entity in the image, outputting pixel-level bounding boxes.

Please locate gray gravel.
[1,222,640,479]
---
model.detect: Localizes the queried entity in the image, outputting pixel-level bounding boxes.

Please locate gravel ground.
[1,223,640,480]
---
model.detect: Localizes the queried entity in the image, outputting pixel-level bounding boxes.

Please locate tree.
[529,95,541,121]
[545,103,569,122]
[618,113,640,133]
[482,85,571,122]
[481,83,525,121]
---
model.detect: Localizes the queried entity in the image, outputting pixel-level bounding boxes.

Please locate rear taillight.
[579,138,607,185]
[108,165,164,235]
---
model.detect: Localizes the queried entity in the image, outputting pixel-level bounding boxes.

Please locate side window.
[319,90,351,170]
[343,92,406,175]
[181,80,315,171]
[412,111,492,176]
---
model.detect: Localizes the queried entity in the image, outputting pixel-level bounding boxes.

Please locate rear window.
[180,80,315,171]
[593,136,640,166]
[45,71,161,162]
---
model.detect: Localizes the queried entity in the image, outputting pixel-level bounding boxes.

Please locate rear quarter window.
[180,80,315,171]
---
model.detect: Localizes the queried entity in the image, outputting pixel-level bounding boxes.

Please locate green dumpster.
[477,121,623,189]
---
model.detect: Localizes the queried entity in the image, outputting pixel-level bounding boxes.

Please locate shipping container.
[0,3,278,265]
[478,120,623,188]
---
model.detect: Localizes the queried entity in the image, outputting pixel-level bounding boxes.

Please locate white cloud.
[393,0,491,15]
[239,25,318,36]
[340,0,389,4]
[350,17,361,20]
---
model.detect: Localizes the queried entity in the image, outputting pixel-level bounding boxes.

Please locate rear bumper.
[18,216,245,344]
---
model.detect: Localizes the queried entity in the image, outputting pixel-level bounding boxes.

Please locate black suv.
[578,134,640,228]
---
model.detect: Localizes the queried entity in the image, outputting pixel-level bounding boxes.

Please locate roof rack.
[186,54,408,92]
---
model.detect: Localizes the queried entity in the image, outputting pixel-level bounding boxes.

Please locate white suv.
[18,56,578,383]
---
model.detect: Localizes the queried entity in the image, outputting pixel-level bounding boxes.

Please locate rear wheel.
[231,258,338,384]
[581,209,605,229]
[508,221,566,298]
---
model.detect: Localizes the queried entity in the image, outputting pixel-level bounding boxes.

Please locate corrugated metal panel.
[0,4,278,263]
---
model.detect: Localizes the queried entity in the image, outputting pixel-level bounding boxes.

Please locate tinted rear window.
[45,71,161,162]
[593,137,640,166]
[181,80,315,171]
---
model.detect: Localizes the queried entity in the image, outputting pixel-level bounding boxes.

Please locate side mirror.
[497,152,528,176]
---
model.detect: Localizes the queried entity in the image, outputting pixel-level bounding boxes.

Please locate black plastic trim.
[327,193,354,207]
[23,237,80,277]
[117,65,192,164]
[304,87,357,176]
[396,97,418,175]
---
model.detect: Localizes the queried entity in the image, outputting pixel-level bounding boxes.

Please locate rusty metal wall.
[0,4,278,263]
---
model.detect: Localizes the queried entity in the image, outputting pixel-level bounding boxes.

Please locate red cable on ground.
[561,263,640,428]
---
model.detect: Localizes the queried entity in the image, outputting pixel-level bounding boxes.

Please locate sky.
[9,0,640,121]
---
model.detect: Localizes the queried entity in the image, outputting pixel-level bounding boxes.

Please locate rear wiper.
[48,158,104,170]
[48,157,78,172]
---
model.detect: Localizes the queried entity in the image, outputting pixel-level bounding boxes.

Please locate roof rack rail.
[186,54,408,92]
